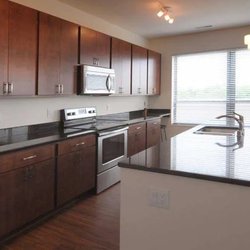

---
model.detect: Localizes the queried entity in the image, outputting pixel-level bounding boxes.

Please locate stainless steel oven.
[97,126,128,193]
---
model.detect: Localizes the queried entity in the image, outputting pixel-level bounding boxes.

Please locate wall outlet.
[148,188,170,209]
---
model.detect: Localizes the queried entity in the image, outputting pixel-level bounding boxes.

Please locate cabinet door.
[132,45,147,95]
[38,13,61,95]
[111,38,131,95]
[146,119,161,149]
[8,2,37,96]
[80,27,110,68]
[26,159,55,222]
[148,50,161,95]
[0,167,28,238]
[59,19,78,95]
[128,123,146,157]
[57,146,96,206]
[0,0,8,96]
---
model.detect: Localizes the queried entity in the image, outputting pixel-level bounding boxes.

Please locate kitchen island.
[120,122,250,250]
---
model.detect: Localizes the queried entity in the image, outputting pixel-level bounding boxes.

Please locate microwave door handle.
[106,75,111,91]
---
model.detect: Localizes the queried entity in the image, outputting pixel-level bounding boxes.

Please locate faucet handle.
[233,112,244,123]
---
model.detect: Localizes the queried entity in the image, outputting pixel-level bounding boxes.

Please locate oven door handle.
[98,126,128,137]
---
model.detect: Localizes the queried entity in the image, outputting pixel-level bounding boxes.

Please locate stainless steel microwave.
[77,65,115,95]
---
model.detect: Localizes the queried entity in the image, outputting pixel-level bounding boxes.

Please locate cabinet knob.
[138,87,141,94]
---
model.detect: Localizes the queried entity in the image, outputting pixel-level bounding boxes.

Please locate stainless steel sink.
[194,126,239,136]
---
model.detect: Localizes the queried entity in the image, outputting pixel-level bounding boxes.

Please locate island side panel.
[120,168,250,250]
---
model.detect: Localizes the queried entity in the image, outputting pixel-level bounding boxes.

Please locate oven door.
[98,127,128,173]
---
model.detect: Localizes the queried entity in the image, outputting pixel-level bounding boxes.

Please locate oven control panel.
[63,107,96,120]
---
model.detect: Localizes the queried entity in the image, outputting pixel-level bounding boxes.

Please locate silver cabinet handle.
[60,84,64,94]
[119,87,123,94]
[93,58,99,66]
[138,87,141,94]
[23,155,37,161]
[75,142,85,147]
[8,83,13,94]
[3,82,8,94]
[106,75,111,91]
[56,84,60,94]
[136,127,141,130]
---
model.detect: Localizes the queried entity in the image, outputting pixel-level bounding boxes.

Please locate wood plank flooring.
[2,184,120,250]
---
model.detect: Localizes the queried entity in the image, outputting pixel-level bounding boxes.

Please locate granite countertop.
[120,119,250,187]
[0,109,170,154]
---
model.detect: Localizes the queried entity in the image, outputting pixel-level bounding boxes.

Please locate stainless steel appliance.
[97,126,128,193]
[61,107,128,193]
[77,65,115,95]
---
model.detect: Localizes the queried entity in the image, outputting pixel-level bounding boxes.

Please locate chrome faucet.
[216,112,244,135]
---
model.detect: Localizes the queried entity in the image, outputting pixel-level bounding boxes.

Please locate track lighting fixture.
[156,6,174,24]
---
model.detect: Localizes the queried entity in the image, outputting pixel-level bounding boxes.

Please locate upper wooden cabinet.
[131,45,147,95]
[38,13,78,95]
[111,38,131,95]
[147,50,161,95]
[0,0,37,96]
[80,27,111,68]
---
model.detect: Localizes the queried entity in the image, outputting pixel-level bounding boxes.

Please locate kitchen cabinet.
[80,27,111,68]
[111,38,131,95]
[131,45,147,95]
[0,144,55,238]
[128,122,146,157]
[147,50,161,95]
[146,118,161,149]
[57,134,96,206]
[0,0,37,96]
[38,13,78,95]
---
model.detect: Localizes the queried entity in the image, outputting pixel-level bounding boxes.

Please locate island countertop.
[120,120,250,186]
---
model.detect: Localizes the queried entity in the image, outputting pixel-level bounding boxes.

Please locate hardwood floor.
[2,184,120,250]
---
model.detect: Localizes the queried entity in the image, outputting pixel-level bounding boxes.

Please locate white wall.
[148,25,250,137]
[120,168,250,250]
[0,0,150,129]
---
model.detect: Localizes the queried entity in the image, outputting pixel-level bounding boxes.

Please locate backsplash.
[0,96,148,129]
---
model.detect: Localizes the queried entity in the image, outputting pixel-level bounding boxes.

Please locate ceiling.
[60,0,250,38]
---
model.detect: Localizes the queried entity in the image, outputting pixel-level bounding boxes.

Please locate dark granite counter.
[0,109,170,154]
[120,119,250,187]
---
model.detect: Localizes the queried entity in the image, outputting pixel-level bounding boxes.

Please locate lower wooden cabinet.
[57,134,96,206]
[0,157,55,238]
[146,119,161,149]
[127,122,146,157]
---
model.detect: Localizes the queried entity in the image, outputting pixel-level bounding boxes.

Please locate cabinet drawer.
[0,144,55,174]
[58,134,96,155]
[128,122,146,135]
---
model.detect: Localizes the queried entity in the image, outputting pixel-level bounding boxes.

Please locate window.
[172,49,250,125]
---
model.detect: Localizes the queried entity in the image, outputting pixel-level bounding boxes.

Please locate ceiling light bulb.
[244,34,250,49]
[164,14,170,21]
[169,18,174,24]
[157,10,164,17]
